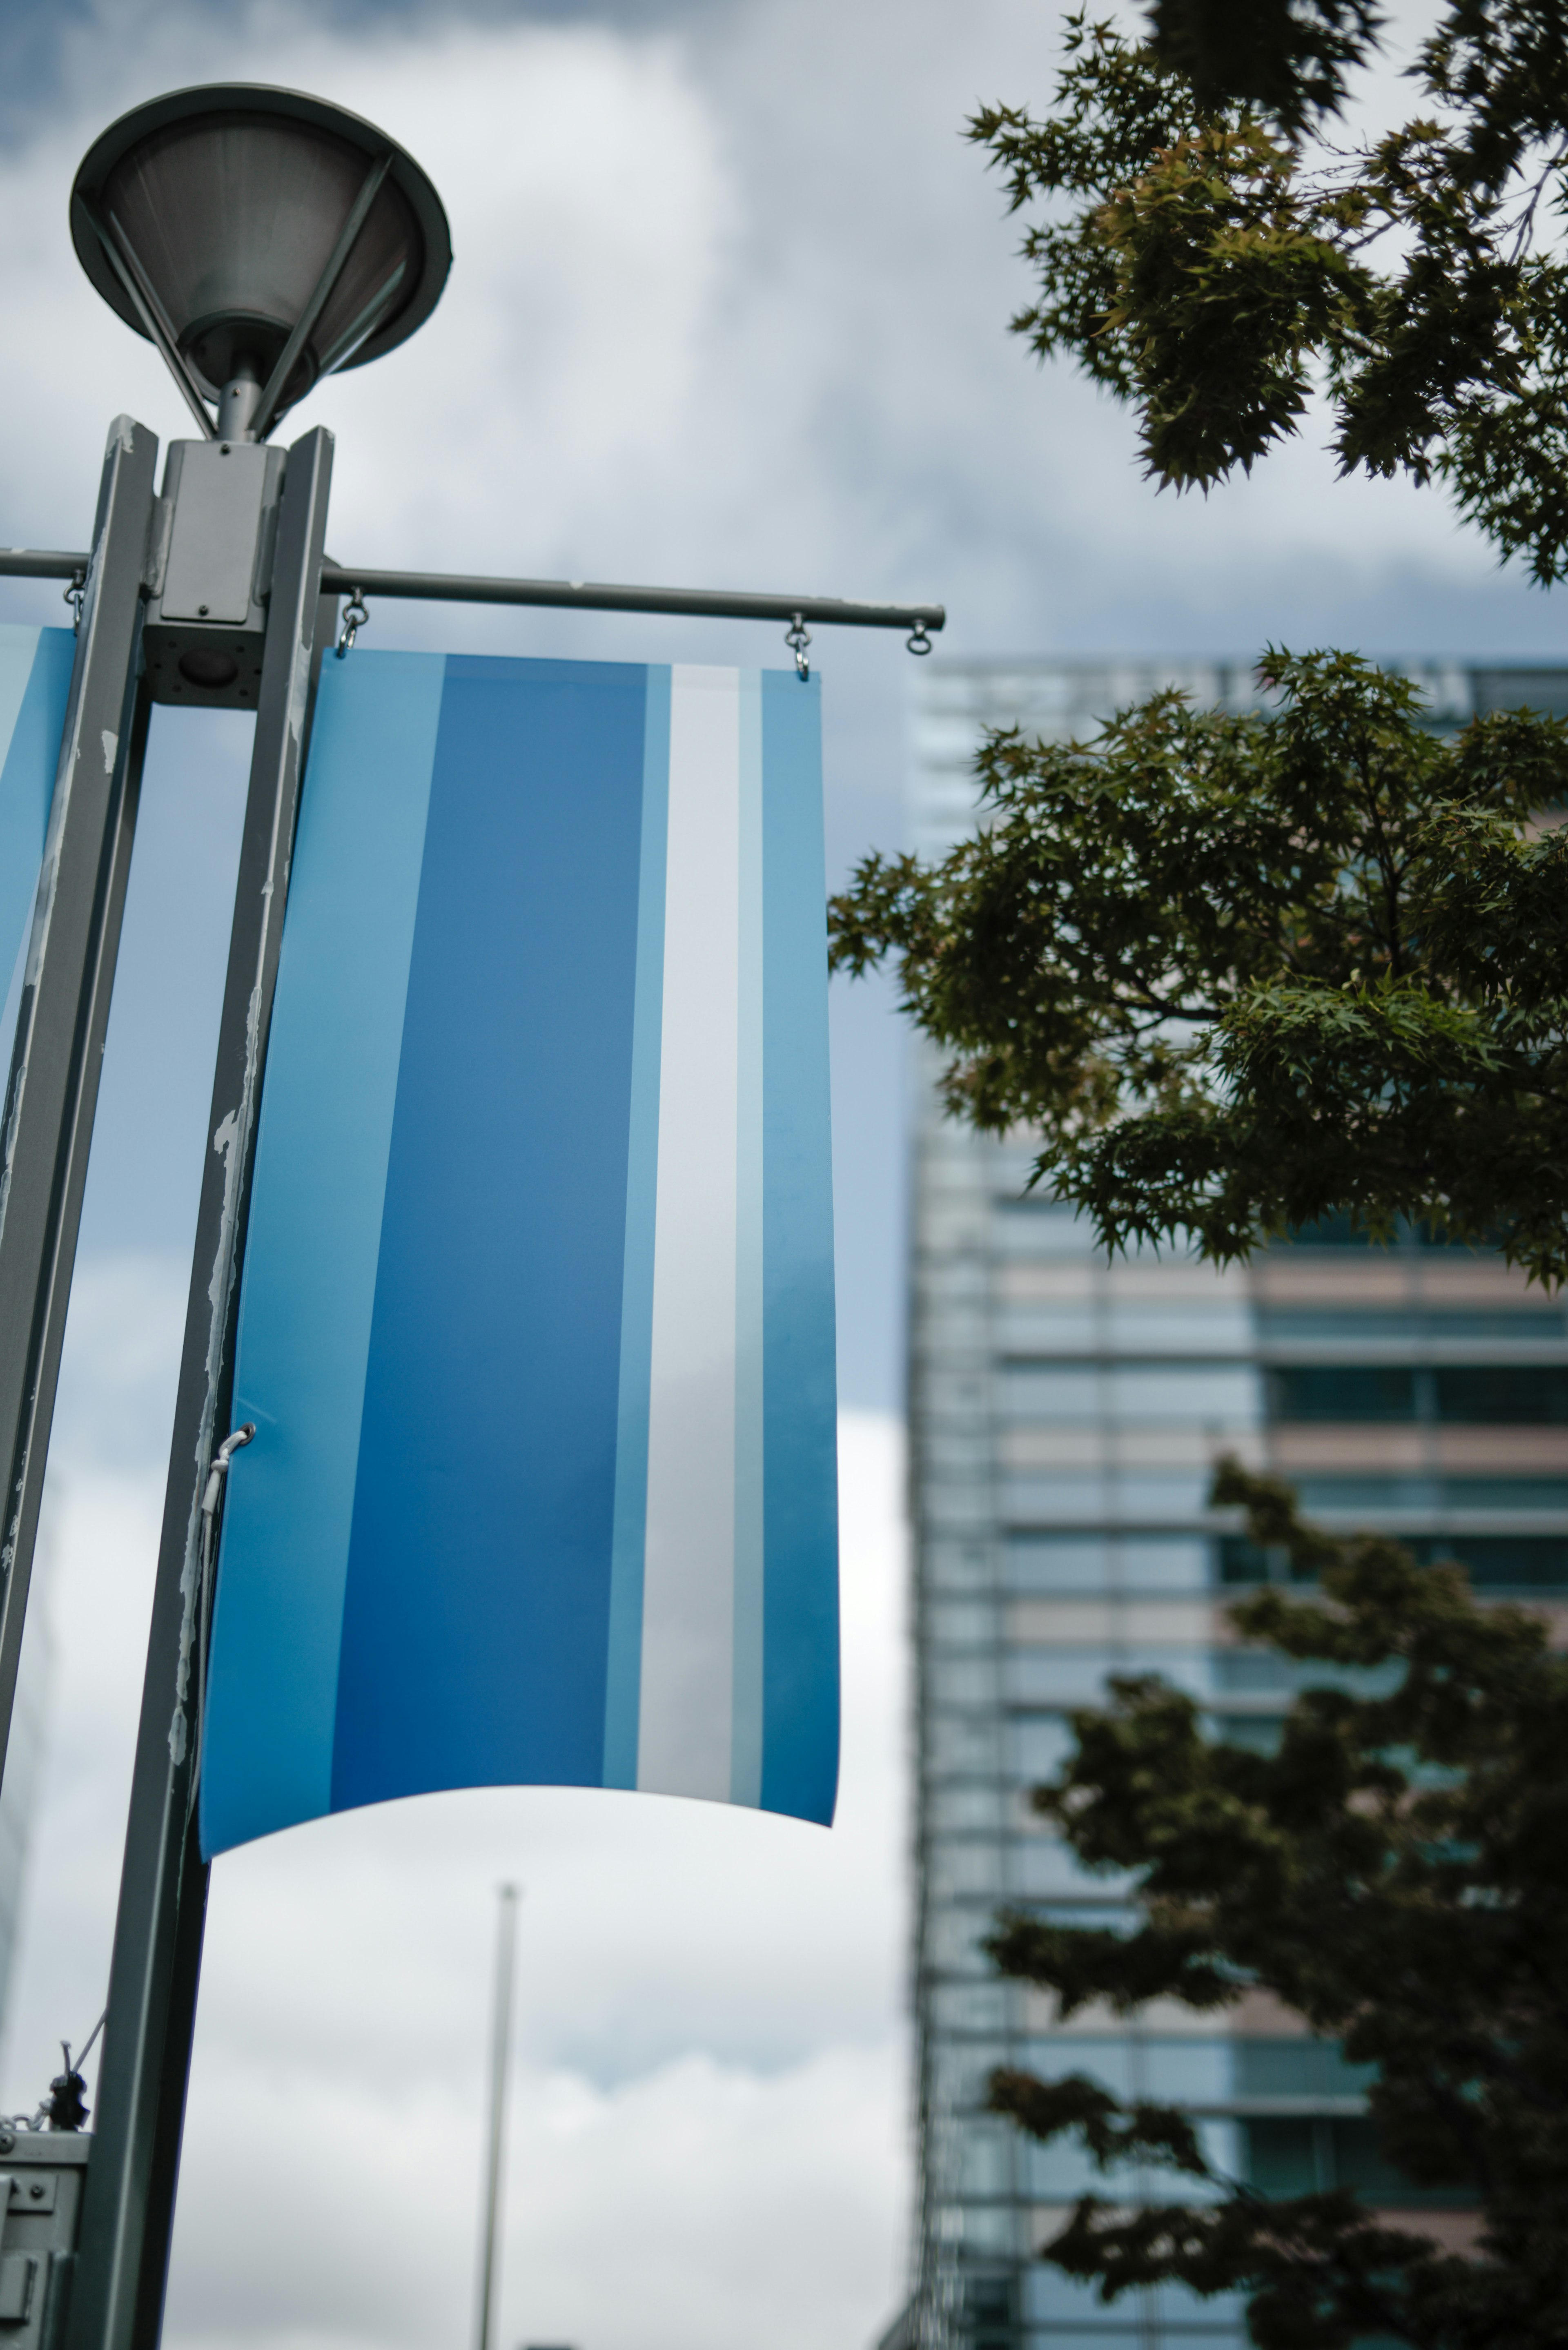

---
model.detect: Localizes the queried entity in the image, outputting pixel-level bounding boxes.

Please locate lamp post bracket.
[0,549,945,637]
[316,564,945,633]
[0,551,96,581]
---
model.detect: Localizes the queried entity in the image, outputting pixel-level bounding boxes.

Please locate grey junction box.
[0,2132,89,2350]
[141,437,286,711]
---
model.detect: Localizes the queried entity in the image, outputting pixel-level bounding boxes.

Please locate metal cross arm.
[316,562,944,637]
[0,550,94,580]
[2,547,944,639]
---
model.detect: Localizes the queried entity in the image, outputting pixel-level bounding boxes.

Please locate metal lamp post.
[0,79,944,2350]
[475,1886,520,2350]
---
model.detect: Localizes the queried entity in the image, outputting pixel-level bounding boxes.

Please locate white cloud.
[2,1258,913,2350]
[0,0,1549,654]
[168,2041,906,2350]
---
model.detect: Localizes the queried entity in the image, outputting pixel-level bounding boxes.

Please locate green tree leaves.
[979,1464,1568,2348]
[899,13,1568,2334]
[1148,0,1383,129]
[828,651,1568,1284]
[967,7,1568,577]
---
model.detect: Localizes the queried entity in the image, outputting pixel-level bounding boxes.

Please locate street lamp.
[0,78,942,2350]
[66,87,451,707]
[70,84,451,443]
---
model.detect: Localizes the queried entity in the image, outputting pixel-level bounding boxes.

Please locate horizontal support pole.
[0,549,90,580]
[1,548,945,636]
[319,565,944,632]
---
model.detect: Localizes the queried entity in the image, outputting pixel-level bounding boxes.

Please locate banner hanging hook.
[784,611,811,682]
[336,586,369,659]
[906,621,932,658]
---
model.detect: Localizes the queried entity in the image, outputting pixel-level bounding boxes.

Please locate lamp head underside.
[71,83,451,437]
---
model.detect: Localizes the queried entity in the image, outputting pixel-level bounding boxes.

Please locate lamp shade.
[71,85,450,416]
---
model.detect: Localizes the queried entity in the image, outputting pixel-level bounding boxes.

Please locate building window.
[1268,1363,1568,1425]
[1244,2117,1472,2207]
[1268,1365,1417,1421]
[1433,1365,1568,1423]
[1258,1306,1565,1340]
[1220,1531,1568,1591]
[1418,1534,1568,1587]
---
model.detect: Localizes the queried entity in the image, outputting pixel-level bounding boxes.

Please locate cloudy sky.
[0,3,1560,2348]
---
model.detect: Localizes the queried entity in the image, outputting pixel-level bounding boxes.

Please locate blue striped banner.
[0,627,77,997]
[201,652,838,1856]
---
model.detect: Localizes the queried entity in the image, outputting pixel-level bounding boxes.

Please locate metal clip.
[200,1422,256,1521]
[188,1423,256,1821]
[64,569,86,635]
[336,586,369,659]
[906,621,933,658]
[785,611,811,682]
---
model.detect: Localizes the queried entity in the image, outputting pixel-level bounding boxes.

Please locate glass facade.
[899,659,1568,2350]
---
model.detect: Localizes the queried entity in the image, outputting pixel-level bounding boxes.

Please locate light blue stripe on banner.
[759,670,838,1825]
[0,629,74,998]
[730,671,765,1808]
[604,664,669,1788]
[0,634,42,776]
[202,651,445,1858]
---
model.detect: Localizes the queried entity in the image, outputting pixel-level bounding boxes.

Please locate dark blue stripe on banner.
[332,658,648,1809]
[758,671,839,1826]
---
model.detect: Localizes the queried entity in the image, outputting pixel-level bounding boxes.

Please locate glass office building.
[899,659,1568,2350]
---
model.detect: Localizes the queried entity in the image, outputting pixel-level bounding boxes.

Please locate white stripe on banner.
[729,673,765,1808]
[638,667,742,1798]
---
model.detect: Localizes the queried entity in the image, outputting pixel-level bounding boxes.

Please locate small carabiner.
[785,611,812,682]
[336,587,369,659]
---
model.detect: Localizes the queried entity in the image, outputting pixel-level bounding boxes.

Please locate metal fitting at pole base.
[0,2132,91,2350]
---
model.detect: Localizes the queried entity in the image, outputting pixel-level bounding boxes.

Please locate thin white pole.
[475,1883,520,2350]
